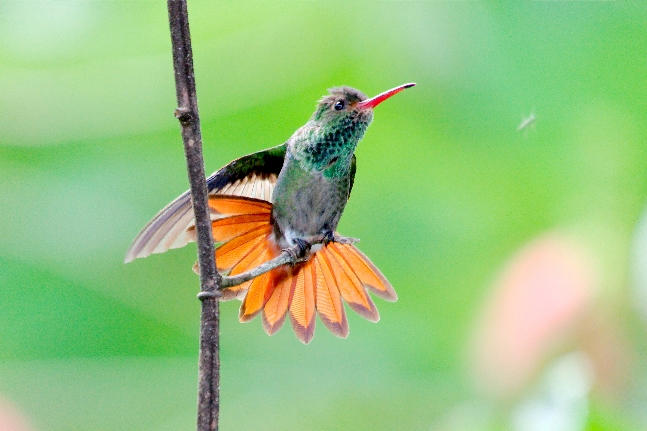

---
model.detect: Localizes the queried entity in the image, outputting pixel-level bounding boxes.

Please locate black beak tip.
[404,83,416,89]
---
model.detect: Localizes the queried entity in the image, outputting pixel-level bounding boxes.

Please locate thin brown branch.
[220,252,295,289]
[167,1,220,430]
[217,234,359,289]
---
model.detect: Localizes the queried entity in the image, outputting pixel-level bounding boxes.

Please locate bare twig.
[218,234,359,289]
[220,252,295,289]
[167,1,220,430]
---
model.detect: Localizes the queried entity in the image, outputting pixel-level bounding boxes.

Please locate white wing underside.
[124,173,277,263]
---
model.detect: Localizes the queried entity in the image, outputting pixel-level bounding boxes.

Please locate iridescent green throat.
[296,113,372,178]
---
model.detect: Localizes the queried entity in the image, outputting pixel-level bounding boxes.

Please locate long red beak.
[357,83,416,110]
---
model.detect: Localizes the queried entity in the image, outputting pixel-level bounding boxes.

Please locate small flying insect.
[517,112,536,134]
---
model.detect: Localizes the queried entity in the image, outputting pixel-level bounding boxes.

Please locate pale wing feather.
[124,145,286,263]
[123,190,192,263]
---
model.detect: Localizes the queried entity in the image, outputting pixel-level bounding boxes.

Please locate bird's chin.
[356,109,374,124]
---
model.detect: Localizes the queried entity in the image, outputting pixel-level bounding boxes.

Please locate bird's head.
[299,83,415,172]
[311,83,415,131]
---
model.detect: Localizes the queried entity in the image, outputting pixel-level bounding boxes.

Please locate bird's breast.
[271,168,350,247]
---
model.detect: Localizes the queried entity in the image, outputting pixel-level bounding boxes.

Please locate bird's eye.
[333,100,345,111]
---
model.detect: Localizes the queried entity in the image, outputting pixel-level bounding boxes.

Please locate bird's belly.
[272,174,349,247]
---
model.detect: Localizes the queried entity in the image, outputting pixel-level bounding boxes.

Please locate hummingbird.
[125,83,415,344]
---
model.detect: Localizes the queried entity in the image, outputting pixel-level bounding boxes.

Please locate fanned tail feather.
[289,261,316,344]
[200,196,396,343]
[262,267,292,335]
[329,243,398,302]
[313,252,349,338]
[324,245,379,322]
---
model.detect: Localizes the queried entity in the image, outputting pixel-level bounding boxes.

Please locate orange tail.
[200,196,397,344]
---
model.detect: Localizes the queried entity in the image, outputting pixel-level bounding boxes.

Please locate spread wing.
[124,144,287,263]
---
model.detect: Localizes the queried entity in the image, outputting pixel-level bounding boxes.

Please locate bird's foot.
[322,231,359,245]
[282,238,311,262]
[322,231,335,244]
[282,234,359,263]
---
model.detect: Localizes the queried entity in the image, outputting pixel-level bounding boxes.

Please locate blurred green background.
[1,1,646,430]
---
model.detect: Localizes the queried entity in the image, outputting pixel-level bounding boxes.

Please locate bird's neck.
[290,119,368,177]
